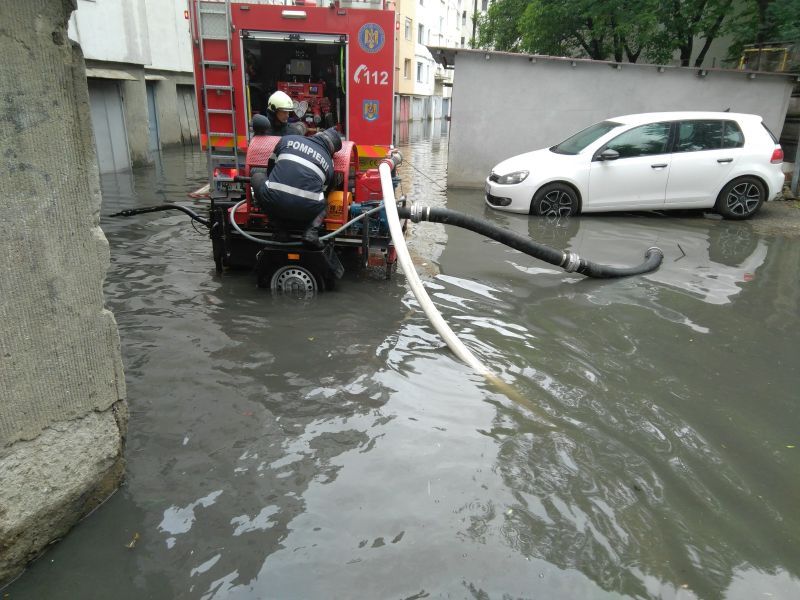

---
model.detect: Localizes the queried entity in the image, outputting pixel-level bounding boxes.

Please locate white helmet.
[267,90,294,113]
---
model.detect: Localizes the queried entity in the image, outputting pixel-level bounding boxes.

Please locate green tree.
[476,0,763,67]
[475,0,529,52]
[767,0,800,42]
[520,0,660,62]
[725,0,800,69]
[651,0,737,66]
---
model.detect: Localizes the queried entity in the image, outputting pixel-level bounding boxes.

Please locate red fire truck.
[187,0,401,294]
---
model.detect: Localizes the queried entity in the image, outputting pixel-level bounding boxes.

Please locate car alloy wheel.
[716,176,765,220]
[532,183,579,217]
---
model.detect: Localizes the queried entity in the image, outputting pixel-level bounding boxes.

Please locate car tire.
[715,176,765,220]
[531,183,580,217]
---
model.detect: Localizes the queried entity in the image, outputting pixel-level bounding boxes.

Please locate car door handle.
[717,158,733,163]
[651,163,668,169]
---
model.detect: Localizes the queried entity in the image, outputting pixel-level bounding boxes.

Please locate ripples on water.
[7,123,800,599]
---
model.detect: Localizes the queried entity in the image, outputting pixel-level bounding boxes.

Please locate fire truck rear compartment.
[243,37,346,134]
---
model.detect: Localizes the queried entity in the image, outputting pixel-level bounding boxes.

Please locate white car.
[485,111,785,219]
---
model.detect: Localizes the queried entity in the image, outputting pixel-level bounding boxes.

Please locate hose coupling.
[409,202,430,223]
[562,251,582,273]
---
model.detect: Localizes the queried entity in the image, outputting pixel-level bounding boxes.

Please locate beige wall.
[396,0,418,96]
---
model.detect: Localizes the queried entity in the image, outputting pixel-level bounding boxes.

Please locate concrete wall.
[0,0,127,586]
[68,0,150,65]
[84,61,151,166]
[147,70,198,147]
[69,0,197,166]
[443,49,796,188]
[144,0,193,73]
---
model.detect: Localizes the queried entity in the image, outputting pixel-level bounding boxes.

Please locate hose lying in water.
[397,203,664,278]
[378,160,492,377]
[109,204,210,228]
[380,156,662,418]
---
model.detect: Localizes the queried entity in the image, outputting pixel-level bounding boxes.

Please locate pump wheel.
[531,183,579,217]
[270,265,319,299]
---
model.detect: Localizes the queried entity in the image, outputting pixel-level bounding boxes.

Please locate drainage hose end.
[646,246,664,257]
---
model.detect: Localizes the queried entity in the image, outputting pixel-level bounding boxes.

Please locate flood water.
[7,121,800,599]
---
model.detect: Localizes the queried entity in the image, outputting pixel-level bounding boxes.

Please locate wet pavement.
[6,121,800,599]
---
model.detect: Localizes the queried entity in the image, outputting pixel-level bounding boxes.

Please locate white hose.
[379,162,491,376]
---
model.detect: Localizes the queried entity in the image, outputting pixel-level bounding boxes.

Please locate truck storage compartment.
[242,33,347,136]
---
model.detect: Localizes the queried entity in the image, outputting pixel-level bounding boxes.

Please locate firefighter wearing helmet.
[252,90,305,136]
[249,127,343,248]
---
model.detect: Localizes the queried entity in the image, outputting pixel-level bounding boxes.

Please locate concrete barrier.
[433,48,796,189]
[0,0,127,586]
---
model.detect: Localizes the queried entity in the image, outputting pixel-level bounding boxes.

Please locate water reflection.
[6,126,800,599]
[394,117,449,146]
[429,191,800,598]
[457,204,768,306]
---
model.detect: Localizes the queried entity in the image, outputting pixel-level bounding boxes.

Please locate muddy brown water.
[7,122,800,599]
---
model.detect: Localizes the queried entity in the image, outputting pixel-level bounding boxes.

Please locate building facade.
[394,0,477,123]
[69,0,484,170]
[68,0,198,172]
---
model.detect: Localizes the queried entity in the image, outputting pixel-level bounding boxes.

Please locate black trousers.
[255,187,326,230]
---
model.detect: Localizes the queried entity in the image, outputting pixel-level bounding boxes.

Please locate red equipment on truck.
[187,0,402,295]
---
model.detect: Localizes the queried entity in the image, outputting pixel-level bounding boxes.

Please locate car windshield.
[551,120,622,154]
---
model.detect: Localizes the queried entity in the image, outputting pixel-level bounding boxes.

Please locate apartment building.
[394,0,478,122]
[68,0,198,172]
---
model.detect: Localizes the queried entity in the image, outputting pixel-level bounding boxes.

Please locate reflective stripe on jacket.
[266,135,334,204]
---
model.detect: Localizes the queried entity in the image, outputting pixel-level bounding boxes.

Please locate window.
[418,24,424,44]
[460,36,465,47]
[462,11,466,27]
[722,121,745,148]
[404,59,411,79]
[405,18,412,41]
[605,122,671,158]
[553,121,622,155]
[675,120,744,152]
[481,0,488,10]
[676,120,720,152]
[417,61,423,82]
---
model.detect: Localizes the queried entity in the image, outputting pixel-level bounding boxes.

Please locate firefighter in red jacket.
[250,127,342,248]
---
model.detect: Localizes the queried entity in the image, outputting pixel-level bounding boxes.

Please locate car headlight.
[496,170,529,185]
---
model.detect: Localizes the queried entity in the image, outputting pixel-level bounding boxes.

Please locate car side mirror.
[596,148,620,161]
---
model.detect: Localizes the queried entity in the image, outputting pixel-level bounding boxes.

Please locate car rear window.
[722,121,745,148]
[551,120,622,154]
[675,120,744,152]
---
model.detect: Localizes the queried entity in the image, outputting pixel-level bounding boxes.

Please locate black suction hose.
[398,204,663,278]
[109,204,210,227]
